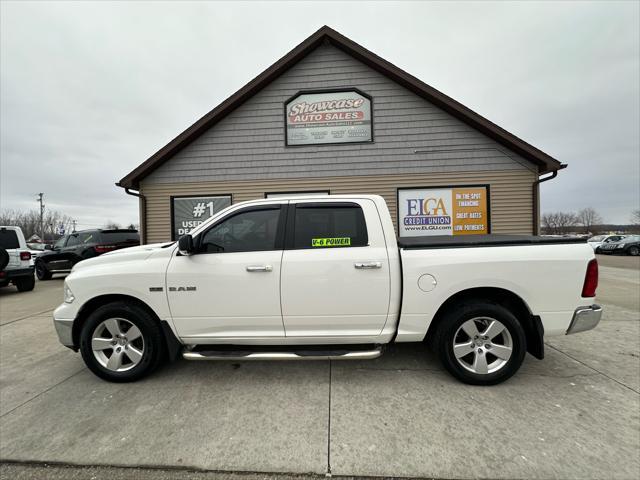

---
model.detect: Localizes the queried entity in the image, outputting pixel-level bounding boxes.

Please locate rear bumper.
[0,267,34,281]
[566,304,602,335]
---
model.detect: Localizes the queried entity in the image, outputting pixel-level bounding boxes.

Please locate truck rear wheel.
[79,301,165,382]
[434,301,526,385]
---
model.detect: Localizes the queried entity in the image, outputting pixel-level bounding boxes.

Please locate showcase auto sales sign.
[285,90,372,145]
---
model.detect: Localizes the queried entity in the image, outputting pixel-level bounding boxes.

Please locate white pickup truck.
[54,195,601,385]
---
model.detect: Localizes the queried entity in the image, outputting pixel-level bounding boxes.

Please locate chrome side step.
[183,347,383,361]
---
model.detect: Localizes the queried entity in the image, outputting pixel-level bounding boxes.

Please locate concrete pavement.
[1,262,639,479]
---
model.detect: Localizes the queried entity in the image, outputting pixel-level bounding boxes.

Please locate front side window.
[54,237,67,249]
[293,204,368,249]
[65,235,80,247]
[200,208,281,253]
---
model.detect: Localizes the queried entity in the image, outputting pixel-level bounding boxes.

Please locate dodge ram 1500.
[53,195,601,385]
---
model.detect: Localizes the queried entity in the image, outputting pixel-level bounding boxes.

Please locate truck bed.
[398,234,587,249]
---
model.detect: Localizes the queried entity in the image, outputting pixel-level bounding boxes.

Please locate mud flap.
[527,315,545,360]
[160,321,182,362]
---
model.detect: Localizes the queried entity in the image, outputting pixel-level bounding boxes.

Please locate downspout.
[123,187,147,245]
[532,164,567,235]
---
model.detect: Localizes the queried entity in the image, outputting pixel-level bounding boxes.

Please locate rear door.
[280,199,391,337]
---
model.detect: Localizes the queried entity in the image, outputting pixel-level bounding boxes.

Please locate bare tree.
[104,221,121,229]
[541,211,578,235]
[577,207,603,233]
[632,209,640,225]
[0,209,72,239]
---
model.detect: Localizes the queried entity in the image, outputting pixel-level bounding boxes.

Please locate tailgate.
[5,251,21,268]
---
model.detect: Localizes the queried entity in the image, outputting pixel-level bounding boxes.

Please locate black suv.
[35,229,140,280]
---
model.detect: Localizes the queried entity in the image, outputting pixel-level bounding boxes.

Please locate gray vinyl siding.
[140,170,536,243]
[144,43,536,185]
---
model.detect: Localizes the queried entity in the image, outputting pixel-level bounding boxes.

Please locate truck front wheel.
[434,302,526,385]
[79,301,165,382]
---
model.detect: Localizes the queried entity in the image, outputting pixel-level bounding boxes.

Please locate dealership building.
[118,26,564,244]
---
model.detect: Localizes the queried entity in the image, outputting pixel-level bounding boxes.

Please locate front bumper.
[566,304,603,335]
[53,303,77,348]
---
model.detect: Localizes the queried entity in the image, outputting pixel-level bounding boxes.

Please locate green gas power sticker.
[312,237,351,247]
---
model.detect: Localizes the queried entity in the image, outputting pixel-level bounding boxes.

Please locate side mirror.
[45,245,53,250]
[178,234,195,255]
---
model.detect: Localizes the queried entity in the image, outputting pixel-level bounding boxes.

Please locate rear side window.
[99,231,139,243]
[292,204,368,249]
[0,230,19,249]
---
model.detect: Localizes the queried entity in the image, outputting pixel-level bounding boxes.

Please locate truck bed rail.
[398,234,586,250]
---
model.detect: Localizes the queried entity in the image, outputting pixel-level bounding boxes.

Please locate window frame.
[284,202,370,250]
[194,204,287,255]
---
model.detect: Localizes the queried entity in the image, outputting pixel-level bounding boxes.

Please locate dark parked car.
[598,235,640,256]
[35,229,139,280]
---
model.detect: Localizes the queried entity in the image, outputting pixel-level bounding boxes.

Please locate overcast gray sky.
[1,0,638,228]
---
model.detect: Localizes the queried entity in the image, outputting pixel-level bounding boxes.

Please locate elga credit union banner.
[398,187,489,237]
[172,195,231,240]
[285,90,372,145]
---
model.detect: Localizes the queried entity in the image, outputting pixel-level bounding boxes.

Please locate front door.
[166,204,286,339]
[280,200,391,337]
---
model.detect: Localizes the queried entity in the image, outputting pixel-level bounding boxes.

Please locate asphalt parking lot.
[1,256,639,480]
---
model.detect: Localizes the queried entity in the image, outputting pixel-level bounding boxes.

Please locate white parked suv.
[53,195,601,385]
[587,234,626,252]
[0,226,36,292]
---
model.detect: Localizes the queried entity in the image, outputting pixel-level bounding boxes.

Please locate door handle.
[246,265,273,272]
[354,261,382,269]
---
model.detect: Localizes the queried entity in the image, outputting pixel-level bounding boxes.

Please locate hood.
[71,242,175,271]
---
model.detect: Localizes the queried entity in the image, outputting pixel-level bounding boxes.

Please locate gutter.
[120,186,147,245]
[532,164,567,235]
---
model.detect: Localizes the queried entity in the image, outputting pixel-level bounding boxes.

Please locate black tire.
[628,246,639,256]
[0,247,8,271]
[35,260,52,280]
[15,274,35,292]
[433,301,526,385]
[80,301,165,382]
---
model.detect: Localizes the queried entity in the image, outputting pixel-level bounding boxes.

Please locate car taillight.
[94,245,117,254]
[582,259,599,298]
[20,251,31,261]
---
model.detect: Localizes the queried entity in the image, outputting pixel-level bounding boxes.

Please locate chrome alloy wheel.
[91,318,145,372]
[452,317,513,375]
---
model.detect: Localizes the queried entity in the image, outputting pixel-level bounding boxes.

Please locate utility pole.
[37,193,45,242]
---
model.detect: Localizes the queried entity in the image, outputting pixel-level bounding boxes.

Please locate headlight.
[64,283,75,303]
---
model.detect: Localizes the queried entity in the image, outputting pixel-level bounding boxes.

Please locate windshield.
[588,235,606,242]
[27,243,45,251]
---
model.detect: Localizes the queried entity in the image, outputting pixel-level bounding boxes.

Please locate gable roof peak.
[118,25,562,189]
